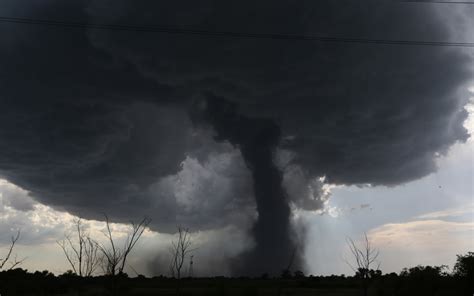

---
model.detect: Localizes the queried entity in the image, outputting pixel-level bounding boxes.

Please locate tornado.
[191,94,300,276]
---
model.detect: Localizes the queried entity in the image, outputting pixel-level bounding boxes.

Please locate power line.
[400,0,474,3]
[0,16,473,48]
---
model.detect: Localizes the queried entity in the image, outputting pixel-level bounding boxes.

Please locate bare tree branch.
[344,233,381,280]
[0,230,24,270]
[57,218,101,276]
[8,254,27,270]
[118,217,151,273]
[169,226,194,280]
[98,214,151,276]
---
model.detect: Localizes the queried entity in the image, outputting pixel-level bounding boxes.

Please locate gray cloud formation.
[0,180,35,212]
[85,0,472,185]
[0,0,472,274]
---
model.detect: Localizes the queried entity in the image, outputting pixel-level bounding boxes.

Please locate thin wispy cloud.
[415,204,474,220]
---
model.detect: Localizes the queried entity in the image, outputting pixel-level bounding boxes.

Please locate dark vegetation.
[0,252,472,296]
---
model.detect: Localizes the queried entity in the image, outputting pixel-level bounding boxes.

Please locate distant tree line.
[0,252,472,296]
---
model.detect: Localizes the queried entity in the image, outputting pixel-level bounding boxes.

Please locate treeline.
[0,252,472,296]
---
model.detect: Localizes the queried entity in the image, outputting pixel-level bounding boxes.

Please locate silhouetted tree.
[169,226,193,280]
[57,218,101,277]
[400,265,448,278]
[453,252,474,278]
[345,233,381,278]
[344,233,381,296]
[98,214,151,276]
[453,252,474,293]
[0,230,25,270]
[169,226,194,296]
[399,265,448,295]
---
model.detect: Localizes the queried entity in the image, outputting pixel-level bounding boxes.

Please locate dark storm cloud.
[85,0,472,185]
[0,0,472,274]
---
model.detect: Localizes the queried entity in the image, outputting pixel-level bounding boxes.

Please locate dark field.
[0,269,472,296]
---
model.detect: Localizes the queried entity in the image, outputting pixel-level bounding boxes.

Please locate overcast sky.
[0,1,473,276]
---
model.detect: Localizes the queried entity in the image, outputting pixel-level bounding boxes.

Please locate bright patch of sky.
[304,90,474,275]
